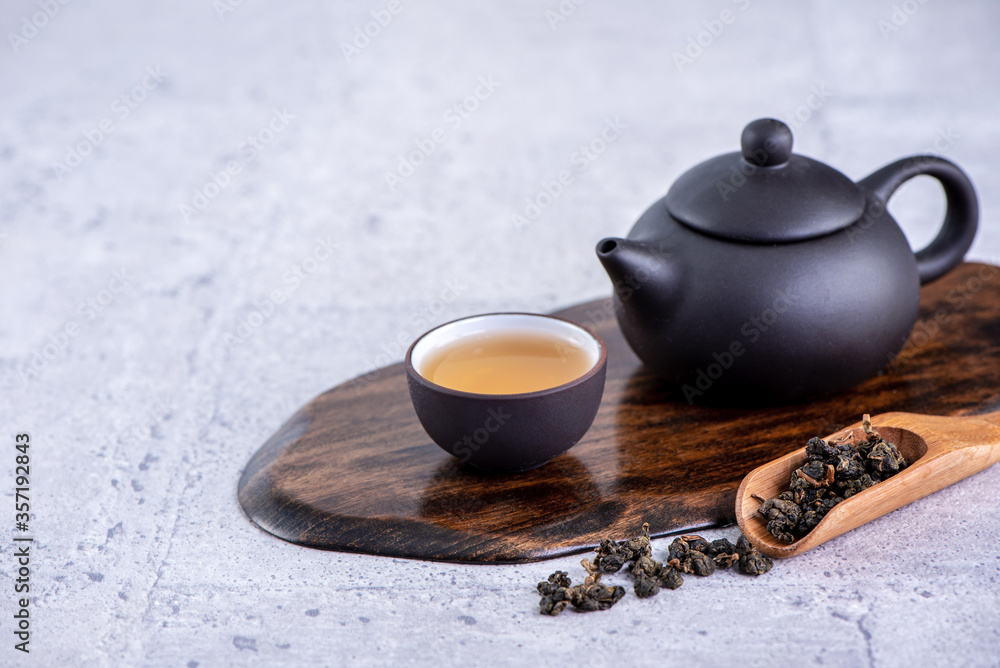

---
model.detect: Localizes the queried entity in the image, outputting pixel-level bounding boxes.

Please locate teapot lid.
[664,119,865,243]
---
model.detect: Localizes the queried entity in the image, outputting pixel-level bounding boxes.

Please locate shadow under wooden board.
[238,263,1000,563]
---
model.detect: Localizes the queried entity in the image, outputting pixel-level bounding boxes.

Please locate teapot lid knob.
[664,117,866,242]
[741,118,793,166]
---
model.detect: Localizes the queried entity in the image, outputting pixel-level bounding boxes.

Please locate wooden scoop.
[736,411,1000,558]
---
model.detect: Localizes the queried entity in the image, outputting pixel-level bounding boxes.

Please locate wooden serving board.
[238,263,1000,563]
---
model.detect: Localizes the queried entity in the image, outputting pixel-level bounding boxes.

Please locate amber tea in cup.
[419,330,595,395]
[405,313,608,471]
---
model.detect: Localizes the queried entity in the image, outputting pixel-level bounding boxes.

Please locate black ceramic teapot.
[597,118,978,405]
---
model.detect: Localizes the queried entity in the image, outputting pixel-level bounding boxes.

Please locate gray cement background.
[2,0,999,666]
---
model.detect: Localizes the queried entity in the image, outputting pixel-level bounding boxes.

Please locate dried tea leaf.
[633,572,661,599]
[658,566,684,590]
[735,535,773,576]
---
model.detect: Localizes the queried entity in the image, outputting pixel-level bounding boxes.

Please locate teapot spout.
[596,237,680,316]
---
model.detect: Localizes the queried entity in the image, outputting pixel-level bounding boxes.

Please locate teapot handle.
[857,155,978,284]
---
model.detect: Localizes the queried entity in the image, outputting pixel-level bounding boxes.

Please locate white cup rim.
[406,312,606,397]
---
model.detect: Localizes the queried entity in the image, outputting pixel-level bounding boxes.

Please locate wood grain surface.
[238,263,1000,563]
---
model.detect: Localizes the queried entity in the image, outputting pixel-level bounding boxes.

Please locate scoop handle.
[857,155,978,284]
[886,410,1000,455]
